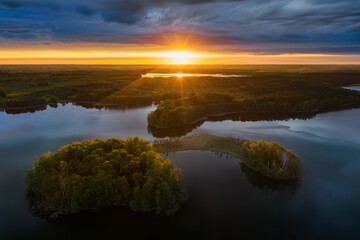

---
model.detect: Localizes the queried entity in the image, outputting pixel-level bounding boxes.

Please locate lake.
[141,73,249,78]
[344,85,360,91]
[1,104,360,239]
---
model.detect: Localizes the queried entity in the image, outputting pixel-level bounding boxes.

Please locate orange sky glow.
[1,43,360,65]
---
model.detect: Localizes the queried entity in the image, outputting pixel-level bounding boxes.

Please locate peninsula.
[154,135,302,180]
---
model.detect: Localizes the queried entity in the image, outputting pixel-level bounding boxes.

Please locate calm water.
[344,85,360,91]
[1,104,360,239]
[141,73,249,78]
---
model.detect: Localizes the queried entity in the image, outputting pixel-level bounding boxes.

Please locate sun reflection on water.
[141,73,249,78]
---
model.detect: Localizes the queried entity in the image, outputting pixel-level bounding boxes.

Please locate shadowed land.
[154,135,303,180]
[1,65,360,119]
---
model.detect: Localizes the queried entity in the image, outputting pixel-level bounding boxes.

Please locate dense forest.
[0,88,6,98]
[154,135,302,180]
[147,88,360,128]
[240,141,302,180]
[25,137,187,218]
[1,65,360,115]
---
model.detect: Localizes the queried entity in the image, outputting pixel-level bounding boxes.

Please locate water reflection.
[73,102,153,111]
[3,102,153,114]
[4,105,49,114]
[148,107,360,138]
[343,85,360,91]
[1,104,360,239]
[240,163,300,192]
[212,151,300,192]
[141,73,249,78]
[147,123,200,138]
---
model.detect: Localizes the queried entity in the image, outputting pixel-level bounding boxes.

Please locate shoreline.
[0,100,153,112]
[148,101,360,129]
[153,135,301,181]
[1,99,359,119]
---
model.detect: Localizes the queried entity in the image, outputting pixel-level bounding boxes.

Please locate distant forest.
[1,65,360,118]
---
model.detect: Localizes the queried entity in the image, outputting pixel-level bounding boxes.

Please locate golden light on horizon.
[175,73,185,77]
[0,46,360,64]
[157,50,201,64]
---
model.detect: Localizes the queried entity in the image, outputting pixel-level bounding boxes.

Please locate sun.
[160,50,198,64]
[175,73,185,77]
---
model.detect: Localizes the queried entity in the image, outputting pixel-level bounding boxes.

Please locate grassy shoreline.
[154,135,303,180]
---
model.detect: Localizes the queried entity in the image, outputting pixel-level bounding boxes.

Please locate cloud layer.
[0,0,359,53]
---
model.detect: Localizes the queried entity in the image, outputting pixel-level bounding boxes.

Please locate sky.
[0,0,359,64]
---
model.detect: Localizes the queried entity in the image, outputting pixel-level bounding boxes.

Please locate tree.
[0,88,6,98]
[25,137,187,218]
[155,182,172,215]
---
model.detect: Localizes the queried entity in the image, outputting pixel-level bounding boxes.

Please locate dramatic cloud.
[0,0,359,53]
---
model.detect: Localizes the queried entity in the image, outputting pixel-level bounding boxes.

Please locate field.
[1,65,360,116]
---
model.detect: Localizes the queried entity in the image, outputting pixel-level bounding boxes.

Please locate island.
[147,90,360,128]
[154,135,302,180]
[25,137,187,218]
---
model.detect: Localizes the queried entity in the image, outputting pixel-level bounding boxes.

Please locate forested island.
[154,135,302,180]
[25,134,301,219]
[147,89,360,128]
[25,137,187,218]
[1,65,360,116]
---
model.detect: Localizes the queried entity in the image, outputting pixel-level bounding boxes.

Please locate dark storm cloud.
[0,0,359,54]
[0,0,22,8]
[0,0,245,24]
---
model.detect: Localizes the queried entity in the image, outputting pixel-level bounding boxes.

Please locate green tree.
[25,137,187,218]
[0,88,6,98]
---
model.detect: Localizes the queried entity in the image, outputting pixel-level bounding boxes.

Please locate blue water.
[0,104,360,239]
[344,85,360,91]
